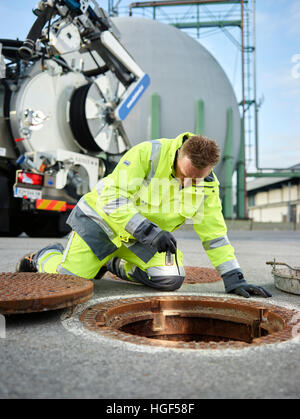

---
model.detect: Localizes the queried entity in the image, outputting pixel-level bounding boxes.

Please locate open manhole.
[105,266,222,284]
[0,272,94,314]
[80,296,298,350]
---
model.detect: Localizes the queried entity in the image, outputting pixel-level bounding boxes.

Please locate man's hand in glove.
[230,283,272,298]
[222,269,272,298]
[151,231,177,254]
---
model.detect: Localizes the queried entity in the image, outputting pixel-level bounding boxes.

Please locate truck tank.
[0,1,149,237]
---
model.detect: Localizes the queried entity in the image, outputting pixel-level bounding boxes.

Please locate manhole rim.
[77,294,300,351]
[61,293,300,354]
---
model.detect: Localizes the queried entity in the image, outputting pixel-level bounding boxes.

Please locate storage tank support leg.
[195,99,205,135]
[237,117,246,219]
[150,92,161,140]
[223,107,234,219]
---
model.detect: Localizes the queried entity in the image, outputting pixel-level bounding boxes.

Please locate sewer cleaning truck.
[0,0,149,237]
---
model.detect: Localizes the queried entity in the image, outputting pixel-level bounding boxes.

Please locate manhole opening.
[120,316,269,344]
[80,296,296,350]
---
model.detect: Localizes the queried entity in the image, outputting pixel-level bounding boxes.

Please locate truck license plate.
[14,187,42,200]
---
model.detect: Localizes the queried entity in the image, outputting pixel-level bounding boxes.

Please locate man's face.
[175,154,213,187]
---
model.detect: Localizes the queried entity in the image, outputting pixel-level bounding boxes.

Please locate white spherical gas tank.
[112,17,241,180]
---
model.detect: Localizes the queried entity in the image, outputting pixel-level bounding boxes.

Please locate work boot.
[16,243,64,273]
[107,257,125,279]
[16,251,37,273]
[107,257,133,282]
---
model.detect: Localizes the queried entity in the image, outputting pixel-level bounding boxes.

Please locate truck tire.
[0,170,23,237]
[20,212,71,238]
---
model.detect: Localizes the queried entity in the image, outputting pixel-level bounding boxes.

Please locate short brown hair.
[179,135,220,169]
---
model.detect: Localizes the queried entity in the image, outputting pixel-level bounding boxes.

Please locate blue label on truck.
[64,0,81,11]
[117,74,150,121]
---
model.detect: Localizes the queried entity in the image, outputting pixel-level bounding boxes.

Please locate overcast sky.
[0,0,299,170]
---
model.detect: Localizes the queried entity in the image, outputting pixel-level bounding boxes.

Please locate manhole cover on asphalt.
[0,273,94,314]
[105,266,222,284]
[184,267,222,284]
[80,296,298,350]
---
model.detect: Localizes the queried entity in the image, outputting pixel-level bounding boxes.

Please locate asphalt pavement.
[0,229,300,399]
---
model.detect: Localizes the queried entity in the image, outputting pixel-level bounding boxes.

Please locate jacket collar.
[170,132,195,177]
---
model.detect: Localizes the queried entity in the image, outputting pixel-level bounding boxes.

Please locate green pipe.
[150,92,160,140]
[172,20,241,29]
[236,117,246,219]
[247,172,300,178]
[129,1,246,9]
[195,99,205,135]
[223,107,234,219]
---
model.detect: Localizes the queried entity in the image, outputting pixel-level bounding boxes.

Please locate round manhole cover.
[105,266,222,284]
[80,296,298,350]
[184,267,221,284]
[0,272,94,314]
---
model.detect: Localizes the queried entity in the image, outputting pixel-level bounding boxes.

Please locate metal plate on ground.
[266,261,300,296]
[105,266,222,284]
[183,267,222,284]
[273,269,300,295]
[0,273,94,314]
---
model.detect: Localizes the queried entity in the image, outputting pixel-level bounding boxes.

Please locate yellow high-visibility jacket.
[68,132,240,276]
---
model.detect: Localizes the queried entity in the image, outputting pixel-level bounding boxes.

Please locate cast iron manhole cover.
[184,267,221,283]
[0,272,94,314]
[105,266,222,284]
[80,296,298,350]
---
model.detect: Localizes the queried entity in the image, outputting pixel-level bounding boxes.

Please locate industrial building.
[247,165,300,224]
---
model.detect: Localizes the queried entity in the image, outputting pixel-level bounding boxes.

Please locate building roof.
[247,164,300,192]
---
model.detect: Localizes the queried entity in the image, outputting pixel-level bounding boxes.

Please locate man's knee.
[150,274,185,291]
[147,265,185,291]
[132,266,185,291]
[34,243,64,273]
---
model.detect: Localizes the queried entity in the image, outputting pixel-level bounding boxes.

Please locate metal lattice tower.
[242,0,255,168]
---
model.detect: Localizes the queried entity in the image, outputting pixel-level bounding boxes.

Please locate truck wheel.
[0,171,23,237]
[21,212,71,238]
[0,208,23,237]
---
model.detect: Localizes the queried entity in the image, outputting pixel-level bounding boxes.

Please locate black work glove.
[222,269,272,299]
[151,231,177,254]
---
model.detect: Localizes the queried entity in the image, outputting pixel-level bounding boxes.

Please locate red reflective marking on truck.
[36,199,67,212]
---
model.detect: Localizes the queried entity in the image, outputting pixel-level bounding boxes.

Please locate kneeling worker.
[17,133,271,298]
